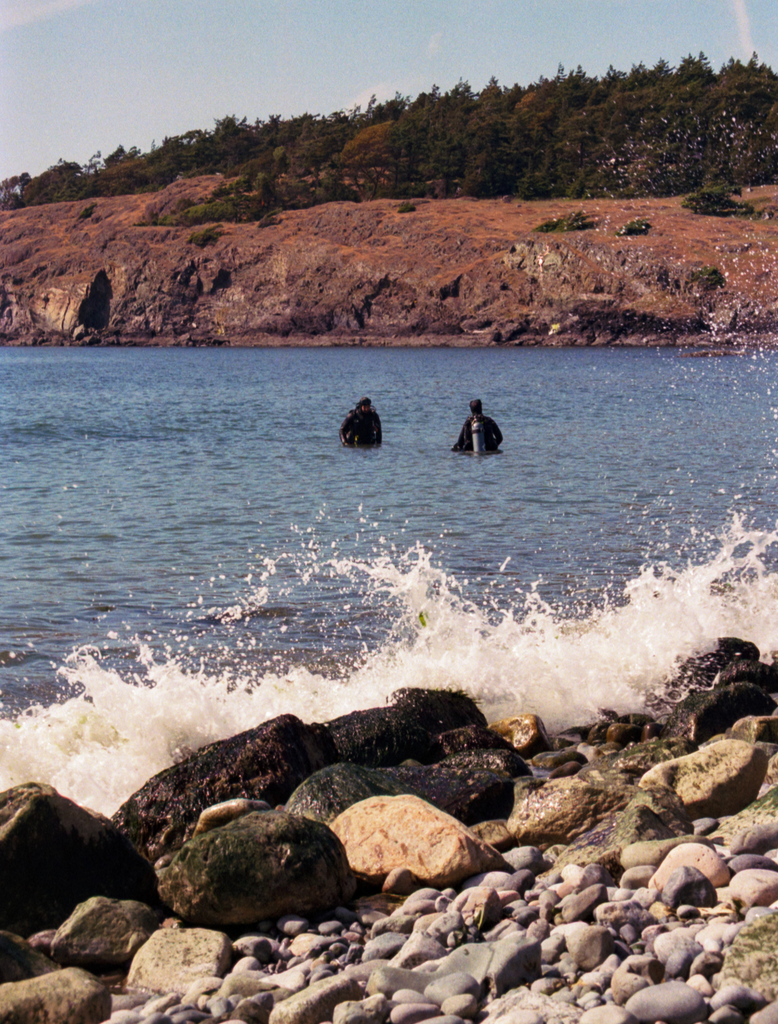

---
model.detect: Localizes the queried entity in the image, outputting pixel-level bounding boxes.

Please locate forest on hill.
[3,53,778,222]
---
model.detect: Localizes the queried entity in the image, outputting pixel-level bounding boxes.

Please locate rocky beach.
[3,642,778,1024]
[3,180,778,349]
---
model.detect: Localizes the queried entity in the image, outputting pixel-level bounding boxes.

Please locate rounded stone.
[390,1002,442,1024]
[728,869,778,908]
[624,980,708,1023]
[566,925,615,971]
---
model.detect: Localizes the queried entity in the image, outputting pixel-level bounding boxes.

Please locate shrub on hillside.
[690,265,726,290]
[534,210,596,233]
[616,217,651,236]
[681,184,754,217]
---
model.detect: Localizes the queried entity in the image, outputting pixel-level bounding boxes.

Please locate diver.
[452,399,503,452]
[340,396,382,446]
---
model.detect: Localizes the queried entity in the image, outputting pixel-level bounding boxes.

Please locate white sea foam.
[1,516,777,817]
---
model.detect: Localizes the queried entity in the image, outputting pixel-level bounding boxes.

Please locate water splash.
[1,515,777,817]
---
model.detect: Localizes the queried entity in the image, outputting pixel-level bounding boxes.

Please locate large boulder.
[382,763,516,825]
[330,794,508,888]
[552,801,680,878]
[507,777,637,849]
[639,739,768,818]
[50,896,158,968]
[324,688,487,767]
[158,810,355,926]
[719,913,778,1001]
[576,738,697,782]
[729,716,778,745]
[661,683,776,744]
[715,786,778,847]
[286,763,421,823]
[440,748,532,778]
[0,783,157,937]
[423,725,519,763]
[112,713,337,860]
[0,966,110,1024]
[664,638,761,701]
[0,931,60,982]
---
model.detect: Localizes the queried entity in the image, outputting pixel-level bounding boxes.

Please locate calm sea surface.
[2,344,778,813]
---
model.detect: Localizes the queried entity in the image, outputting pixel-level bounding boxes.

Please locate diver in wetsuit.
[452,399,503,451]
[340,397,382,446]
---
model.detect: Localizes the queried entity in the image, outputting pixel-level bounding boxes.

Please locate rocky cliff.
[2,177,778,347]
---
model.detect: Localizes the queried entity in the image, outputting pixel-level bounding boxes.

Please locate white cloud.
[0,0,100,32]
[731,0,755,57]
[428,31,442,57]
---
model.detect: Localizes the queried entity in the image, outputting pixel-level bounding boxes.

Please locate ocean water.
[2,344,778,816]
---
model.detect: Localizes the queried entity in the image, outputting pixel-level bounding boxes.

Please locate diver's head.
[470,399,482,415]
[359,397,372,411]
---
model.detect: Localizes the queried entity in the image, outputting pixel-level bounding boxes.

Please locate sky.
[1,0,777,182]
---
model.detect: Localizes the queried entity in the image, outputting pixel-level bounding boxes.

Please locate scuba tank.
[471,415,485,453]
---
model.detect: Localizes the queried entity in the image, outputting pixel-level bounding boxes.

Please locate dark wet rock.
[0,930,60,982]
[0,966,111,1024]
[113,713,338,859]
[325,689,486,769]
[50,896,158,968]
[0,782,157,937]
[606,723,644,746]
[424,725,517,763]
[661,866,718,908]
[718,659,778,691]
[662,637,761,707]
[553,800,680,878]
[720,912,778,1001]
[441,748,531,778]
[383,764,515,825]
[661,683,776,745]
[286,762,420,823]
[549,760,584,779]
[158,810,355,926]
[577,738,697,782]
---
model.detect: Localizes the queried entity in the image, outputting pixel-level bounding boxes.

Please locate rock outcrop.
[4,179,778,347]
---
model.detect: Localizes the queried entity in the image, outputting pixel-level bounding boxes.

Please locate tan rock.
[728,717,778,745]
[193,797,270,835]
[329,795,507,888]
[488,715,551,758]
[620,834,712,870]
[648,843,730,891]
[728,868,778,908]
[0,967,110,1024]
[127,927,231,997]
[639,739,768,818]
[269,974,363,1024]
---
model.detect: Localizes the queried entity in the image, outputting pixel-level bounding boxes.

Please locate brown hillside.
[2,178,778,347]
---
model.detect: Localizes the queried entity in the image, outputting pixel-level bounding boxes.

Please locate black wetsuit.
[452,414,502,451]
[340,407,382,446]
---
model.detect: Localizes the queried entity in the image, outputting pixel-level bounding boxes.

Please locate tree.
[0,173,30,210]
[341,122,396,198]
